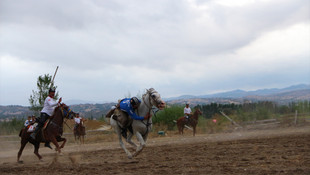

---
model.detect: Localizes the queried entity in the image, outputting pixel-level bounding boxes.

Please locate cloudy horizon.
[1,0,309,106]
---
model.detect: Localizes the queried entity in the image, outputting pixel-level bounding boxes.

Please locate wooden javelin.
[50,66,59,88]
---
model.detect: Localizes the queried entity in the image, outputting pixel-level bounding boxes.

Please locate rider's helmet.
[49,88,56,93]
[130,97,141,107]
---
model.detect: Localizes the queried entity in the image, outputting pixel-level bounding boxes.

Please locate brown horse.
[74,121,86,144]
[17,104,75,163]
[177,108,202,136]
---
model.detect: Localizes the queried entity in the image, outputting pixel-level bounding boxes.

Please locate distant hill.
[0,103,116,120]
[0,105,33,120]
[1,84,309,120]
[166,84,310,102]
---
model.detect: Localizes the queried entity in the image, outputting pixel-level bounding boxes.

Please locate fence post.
[294,110,298,125]
[219,111,242,128]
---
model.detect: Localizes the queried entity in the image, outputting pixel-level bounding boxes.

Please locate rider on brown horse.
[184,103,192,123]
[74,113,85,129]
[30,88,62,149]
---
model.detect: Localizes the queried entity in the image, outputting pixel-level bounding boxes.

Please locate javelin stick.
[50,66,59,89]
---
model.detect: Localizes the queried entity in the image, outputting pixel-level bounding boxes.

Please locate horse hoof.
[59,152,64,156]
[128,155,133,159]
[18,160,24,164]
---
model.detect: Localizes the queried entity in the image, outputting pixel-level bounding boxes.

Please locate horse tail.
[104,117,111,125]
[19,128,23,137]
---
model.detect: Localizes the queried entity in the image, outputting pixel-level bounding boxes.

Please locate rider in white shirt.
[74,113,82,128]
[30,88,62,148]
[184,103,192,120]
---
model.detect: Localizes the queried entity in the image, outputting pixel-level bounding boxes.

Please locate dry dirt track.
[0,126,309,175]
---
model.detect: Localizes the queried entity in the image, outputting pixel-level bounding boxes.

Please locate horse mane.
[54,106,60,112]
[142,88,155,99]
[50,105,61,119]
[191,109,201,119]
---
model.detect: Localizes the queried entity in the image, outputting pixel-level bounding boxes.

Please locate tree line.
[152,100,310,130]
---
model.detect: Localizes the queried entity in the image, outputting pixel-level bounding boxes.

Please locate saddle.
[26,123,37,132]
[26,119,50,133]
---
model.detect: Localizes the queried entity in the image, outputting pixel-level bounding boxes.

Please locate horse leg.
[17,140,28,163]
[116,126,133,159]
[110,116,133,158]
[193,125,196,136]
[177,125,181,135]
[50,137,61,153]
[179,125,184,135]
[133,132,146,158]
[33,142,42,160]
[77,135,80,144]
[59,138,67,149]
[126,131,138,148]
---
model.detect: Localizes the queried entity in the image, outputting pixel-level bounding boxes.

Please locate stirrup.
[45,142,52,149]
[30,133,36,139]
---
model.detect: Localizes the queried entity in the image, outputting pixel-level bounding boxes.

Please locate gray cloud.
[0,0,309,105]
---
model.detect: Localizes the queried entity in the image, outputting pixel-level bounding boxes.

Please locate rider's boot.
[121,128,128,139]
[44,142,52,149]
[30,126,40,139]
[185,116,190,124]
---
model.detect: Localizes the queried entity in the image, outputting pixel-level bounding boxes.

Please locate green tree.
[153,105,184,130]
[28,74,59,114]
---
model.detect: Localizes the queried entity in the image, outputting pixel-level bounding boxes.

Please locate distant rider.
[74,113,85,129]
[24,116,32,127]
[184,103,192,120]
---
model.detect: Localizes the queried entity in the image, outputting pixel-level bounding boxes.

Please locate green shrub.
[153,105,184,130]
[0,118,24,135]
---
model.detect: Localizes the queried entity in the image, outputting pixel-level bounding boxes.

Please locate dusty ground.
[0,126,309,175]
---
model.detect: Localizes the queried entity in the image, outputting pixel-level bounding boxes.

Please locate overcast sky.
[0,0,309,106]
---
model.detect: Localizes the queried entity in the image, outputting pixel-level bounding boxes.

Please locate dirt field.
[0,126,309,175]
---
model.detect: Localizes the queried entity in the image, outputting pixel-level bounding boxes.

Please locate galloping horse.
[177,108,202,136]
[74,121,86,144]
[109,88,166,159]
[17,104,75,162]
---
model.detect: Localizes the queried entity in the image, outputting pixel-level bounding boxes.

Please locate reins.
[51,106,72,131]
[139,90,159,136]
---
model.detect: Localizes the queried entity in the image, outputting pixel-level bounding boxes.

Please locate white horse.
[108,88,166,159]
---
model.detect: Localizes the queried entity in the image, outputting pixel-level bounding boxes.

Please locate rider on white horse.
[106,97,150,138]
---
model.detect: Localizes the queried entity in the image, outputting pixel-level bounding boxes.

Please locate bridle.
[142,89,161,113]
[140,89,161,136]
[50,105,73,132]
[60,106,73,119]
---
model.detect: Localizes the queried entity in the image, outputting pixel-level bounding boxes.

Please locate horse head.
[144,88,166,110]
[59,103,75,119]
[195,108,203,115]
